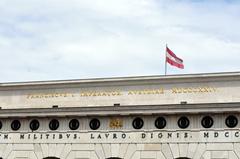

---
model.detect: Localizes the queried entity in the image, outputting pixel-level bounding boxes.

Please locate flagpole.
[165,44,167,76]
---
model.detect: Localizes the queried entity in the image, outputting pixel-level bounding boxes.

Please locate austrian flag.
[166,47,184,69]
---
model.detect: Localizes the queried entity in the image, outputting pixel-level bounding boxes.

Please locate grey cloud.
[0,0,239,82]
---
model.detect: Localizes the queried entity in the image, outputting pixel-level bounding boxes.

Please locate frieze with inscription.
[1,78,238,109]
[0,130,239,144]
[26,86,216,100]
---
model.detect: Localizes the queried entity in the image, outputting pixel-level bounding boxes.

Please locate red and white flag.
[166,47,184,69]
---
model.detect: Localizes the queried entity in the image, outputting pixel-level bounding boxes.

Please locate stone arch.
[107,158,123,159]
[43,157,60,159]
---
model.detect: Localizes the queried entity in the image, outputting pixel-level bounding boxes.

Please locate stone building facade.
[0,72,240,159]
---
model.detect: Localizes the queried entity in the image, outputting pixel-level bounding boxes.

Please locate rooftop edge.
[1,71,240,87]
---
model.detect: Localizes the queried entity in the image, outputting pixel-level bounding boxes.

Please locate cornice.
[0,102,239,118]
[1,71,240,90]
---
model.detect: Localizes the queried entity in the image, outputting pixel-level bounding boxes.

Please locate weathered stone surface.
[211,151,228,158]
[193,143,206,159]
[140,151,156,159]
[179,143,188,157]
[161,144,173,159]
[228,151,238,159]
[187,143,198,158]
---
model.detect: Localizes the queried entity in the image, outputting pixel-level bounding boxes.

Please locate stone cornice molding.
[0,102,239,118]
[1,72,240,90]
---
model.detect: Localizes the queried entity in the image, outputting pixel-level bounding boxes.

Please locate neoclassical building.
[0,72,240,159]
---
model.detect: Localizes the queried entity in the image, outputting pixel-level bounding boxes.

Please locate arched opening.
[107,158,122,159]
[43,157,60,159]
[175,158,191,159]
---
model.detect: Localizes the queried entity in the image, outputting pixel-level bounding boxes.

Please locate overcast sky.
[0,0,239,82]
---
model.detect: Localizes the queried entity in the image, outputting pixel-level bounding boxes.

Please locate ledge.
[0,102,239,118]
